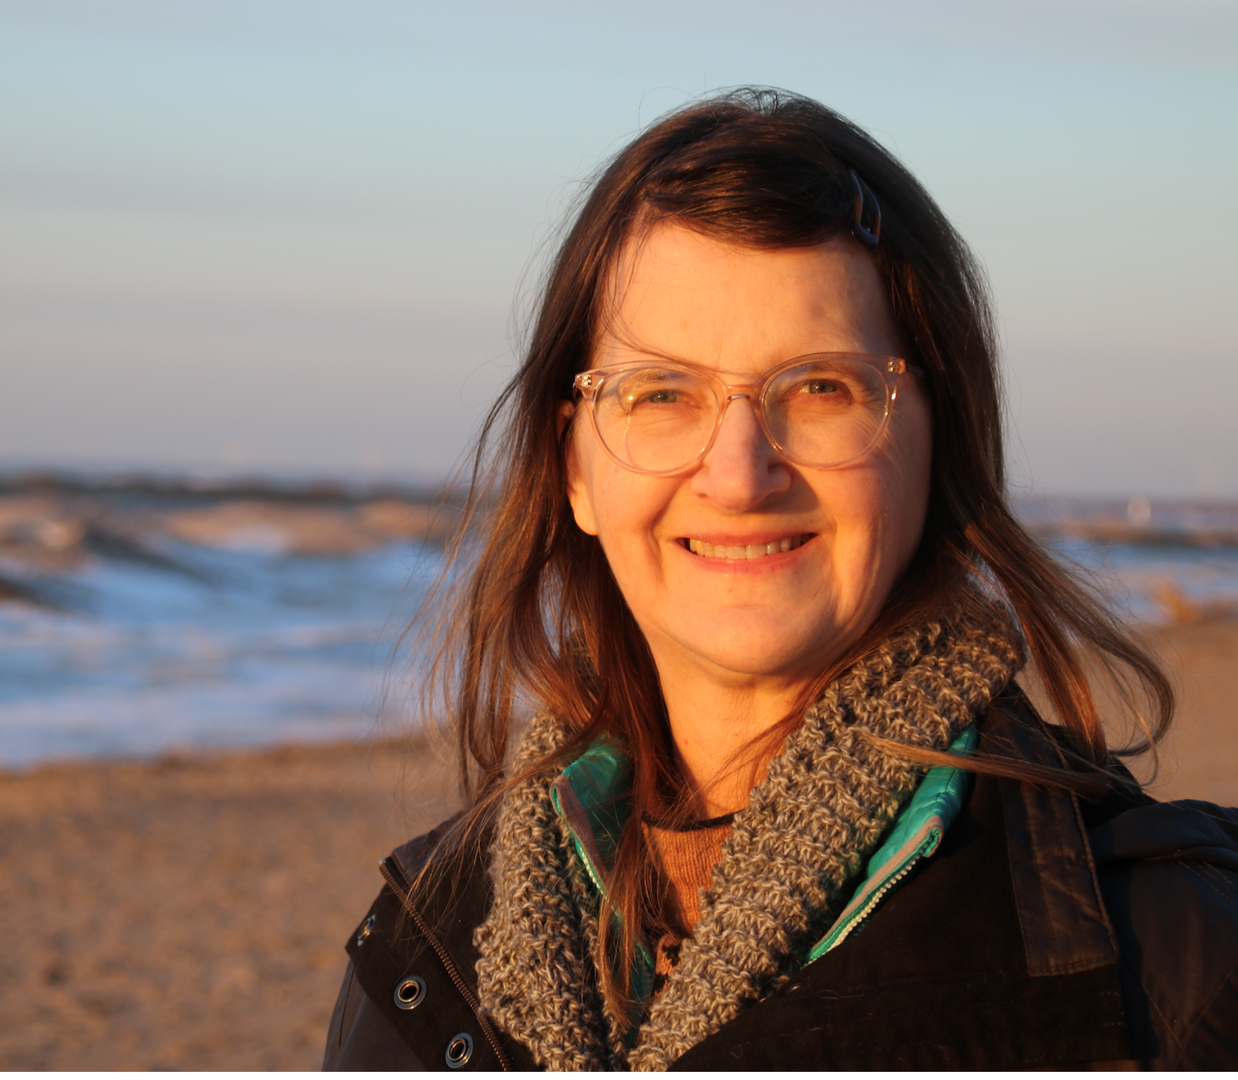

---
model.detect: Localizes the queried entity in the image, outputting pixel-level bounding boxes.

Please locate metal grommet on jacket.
[445,1032,473,1068]
[393,975,426,1010]
[355,913,376,946]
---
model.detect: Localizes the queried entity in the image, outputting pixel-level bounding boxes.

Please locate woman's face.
[566,223,933,693]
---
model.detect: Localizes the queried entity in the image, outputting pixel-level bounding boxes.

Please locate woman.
[324,90,1238,1070]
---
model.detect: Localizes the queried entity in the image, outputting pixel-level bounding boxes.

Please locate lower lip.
[675,536,814,574]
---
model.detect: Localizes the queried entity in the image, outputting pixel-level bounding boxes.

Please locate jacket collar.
[548,724,980,978]
[990,694,1121,975]
[549,734,630,897]
[810,723,977,958]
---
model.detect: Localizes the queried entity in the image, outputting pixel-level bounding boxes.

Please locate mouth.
[681,533,815,560]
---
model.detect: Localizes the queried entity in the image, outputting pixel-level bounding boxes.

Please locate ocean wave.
[2,475,1235,767]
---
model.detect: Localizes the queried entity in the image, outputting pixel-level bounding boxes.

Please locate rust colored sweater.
[643,814,735,996]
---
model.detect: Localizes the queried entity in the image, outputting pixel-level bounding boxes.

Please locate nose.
[690,394,791,510]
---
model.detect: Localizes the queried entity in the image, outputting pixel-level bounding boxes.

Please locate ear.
[559,401,599,537]
[555,400,574,440]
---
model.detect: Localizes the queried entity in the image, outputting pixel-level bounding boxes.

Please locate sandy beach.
[0,735,461,1070]
[1,620,1235,1070]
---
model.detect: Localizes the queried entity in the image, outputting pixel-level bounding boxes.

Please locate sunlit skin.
[565,223,933,816]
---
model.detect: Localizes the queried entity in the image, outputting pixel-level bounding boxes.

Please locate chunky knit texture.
[473,606,1024,1071]
[471,708,628,1070]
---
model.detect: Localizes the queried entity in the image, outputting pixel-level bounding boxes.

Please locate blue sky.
[1,0,1235,494]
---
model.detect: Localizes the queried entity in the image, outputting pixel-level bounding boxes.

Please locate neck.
[660,668,809,818]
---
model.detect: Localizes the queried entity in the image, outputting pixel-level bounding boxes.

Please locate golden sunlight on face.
[566,223,933,693]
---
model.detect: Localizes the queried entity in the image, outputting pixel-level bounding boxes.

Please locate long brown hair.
[417,88,1173,1015]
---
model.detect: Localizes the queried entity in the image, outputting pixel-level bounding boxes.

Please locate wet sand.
[1,621,1235,1070]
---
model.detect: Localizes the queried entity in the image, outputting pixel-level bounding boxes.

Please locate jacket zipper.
[379,857,514,1071]
[811,830,939,958]
[572,831,608,895]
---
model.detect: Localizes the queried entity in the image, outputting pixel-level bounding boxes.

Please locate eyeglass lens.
[592,358,891,473]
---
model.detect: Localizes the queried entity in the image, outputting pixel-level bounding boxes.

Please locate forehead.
[597,222,903,369]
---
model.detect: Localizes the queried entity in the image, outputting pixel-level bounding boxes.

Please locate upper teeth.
[686,535,806,559]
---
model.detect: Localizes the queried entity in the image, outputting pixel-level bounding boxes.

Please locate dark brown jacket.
[324,696,1238,1070]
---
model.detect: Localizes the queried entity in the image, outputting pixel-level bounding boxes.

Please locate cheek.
[569,438,676,564]
[594,477,676,554]
[824,420,931,593]
[883,469,930,578]
[817,474,902,600]
[878,405,933,569]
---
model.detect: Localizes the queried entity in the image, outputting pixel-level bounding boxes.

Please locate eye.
[618,374,699,410]
[802,380,840,395]
[600,366,712,426]
[641,389,679,404]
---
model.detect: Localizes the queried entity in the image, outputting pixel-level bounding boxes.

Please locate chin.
[688,636,842,682]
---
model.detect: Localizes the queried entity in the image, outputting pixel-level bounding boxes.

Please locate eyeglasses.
[572,353,908,476]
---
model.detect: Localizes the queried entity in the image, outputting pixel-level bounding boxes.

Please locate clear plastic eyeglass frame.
[572,352,908,476]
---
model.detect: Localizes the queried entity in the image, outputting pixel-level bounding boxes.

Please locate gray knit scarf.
[473,605,1024,1070]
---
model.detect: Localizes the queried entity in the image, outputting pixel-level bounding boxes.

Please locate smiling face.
[565,222,933,698]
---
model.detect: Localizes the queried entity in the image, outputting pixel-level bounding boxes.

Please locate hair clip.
[849,167,881,248]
